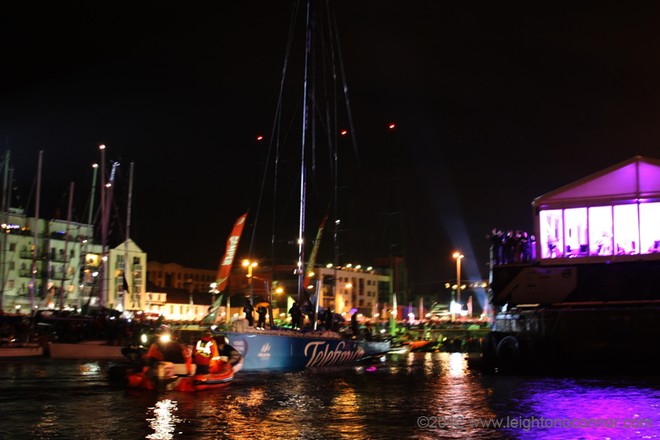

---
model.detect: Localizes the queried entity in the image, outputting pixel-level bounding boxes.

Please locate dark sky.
[2,1,660,295]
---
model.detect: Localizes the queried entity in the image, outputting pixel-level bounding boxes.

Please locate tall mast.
[80,163,98,310]
[0,150,9,312]
[88,163,98,226]
[103,160,119,308]
[99,144,106,308]
[30,150,43,312]
[124,162,134,310]
[296,0,312,303]
[58,182,74,309]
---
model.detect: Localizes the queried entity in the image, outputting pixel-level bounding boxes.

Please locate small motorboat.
[0,341,44,359]
[407,340,435,352]
[48,340,125,360]
[127,361,234,392]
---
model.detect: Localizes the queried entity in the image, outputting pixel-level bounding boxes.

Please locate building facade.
[0,208,148,314]
[0,209,94,312]
[313,265,392,317]
[146,261,216,293]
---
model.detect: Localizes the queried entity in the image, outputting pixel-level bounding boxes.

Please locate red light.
[256,135,264,141]
[340,130,348,136]
[388,123,396,130]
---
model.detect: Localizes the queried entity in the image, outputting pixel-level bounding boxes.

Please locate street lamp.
[242,259,258,303]
[452,252,464,305]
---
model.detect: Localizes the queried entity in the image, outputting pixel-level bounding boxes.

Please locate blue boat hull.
[224,331,365,371]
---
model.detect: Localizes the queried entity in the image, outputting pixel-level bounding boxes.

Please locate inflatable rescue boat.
[127,361,234,392]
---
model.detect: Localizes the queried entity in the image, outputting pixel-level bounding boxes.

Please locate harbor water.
[0,352,658,439]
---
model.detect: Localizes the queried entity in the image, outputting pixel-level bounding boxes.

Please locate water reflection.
[34,404,59,438]
[448,352,466,377]
[0,356,658,439]
[147,399,180,440]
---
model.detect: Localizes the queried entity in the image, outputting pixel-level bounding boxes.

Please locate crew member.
[289,301,303,330]
[256,305,267,330]
[143,329,191,375]
[214,333,244,373]
[193,331,220,375]
[351,312,359,338]
[243,299,255,326]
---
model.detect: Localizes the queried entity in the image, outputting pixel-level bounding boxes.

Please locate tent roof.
[533,155,660,209]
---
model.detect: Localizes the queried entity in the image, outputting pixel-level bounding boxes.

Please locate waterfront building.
[144,260,393,322]
[0,207,150,314]
[487,156,660,373]
[534,155,660,261]
[147,262,216,294]
[144,261,218,321]
[311,265,392,318]
[105,239,147,312]
[0,208,95,312]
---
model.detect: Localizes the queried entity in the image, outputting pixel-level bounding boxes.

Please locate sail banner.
[216,212,248,293]
[303,210,329,290]
[201,294,224,325]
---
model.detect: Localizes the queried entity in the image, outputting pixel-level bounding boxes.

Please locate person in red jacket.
[193,331,220,375]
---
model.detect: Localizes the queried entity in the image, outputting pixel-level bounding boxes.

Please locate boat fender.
[496,336,520,372]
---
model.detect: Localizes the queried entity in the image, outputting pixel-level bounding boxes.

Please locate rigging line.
[329,3,360,168]
[23,166,37,218]
[310,15,317,174]
[320,5,338,182]
[248,0,301,261]
[111,184,125,247]
[323,0,341,281]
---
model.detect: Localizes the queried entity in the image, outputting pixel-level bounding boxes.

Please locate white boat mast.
[99,145,106,307]
[0,150,9,311]
[57,182,74,309]
[296,0,312,303]
[30,151,43,312]
[124,162,134,310]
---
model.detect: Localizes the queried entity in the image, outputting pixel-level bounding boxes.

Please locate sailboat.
[206,214,365,371]
[46,149,133,361]
[203,1,382,371]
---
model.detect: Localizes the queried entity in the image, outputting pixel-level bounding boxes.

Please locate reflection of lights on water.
[243,388,266,407]
[78,362,101,375]
[423,352,435,375]
[449,352,466,377]
[147,399,180,440]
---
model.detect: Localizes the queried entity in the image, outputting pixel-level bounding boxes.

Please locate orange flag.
[216,212,248,292]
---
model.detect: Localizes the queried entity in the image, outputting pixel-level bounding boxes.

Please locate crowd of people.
[242,298,341,332]
[487,228,537,265]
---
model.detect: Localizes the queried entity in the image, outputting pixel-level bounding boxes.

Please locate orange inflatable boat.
[127,361,234,392]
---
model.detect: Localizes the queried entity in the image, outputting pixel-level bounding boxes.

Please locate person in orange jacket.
[193,331,220,375]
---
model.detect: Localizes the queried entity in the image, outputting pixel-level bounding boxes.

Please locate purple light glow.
[502,379,660,439]
[536,157,660,260]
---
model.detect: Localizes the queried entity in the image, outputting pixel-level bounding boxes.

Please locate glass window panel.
[639,202,660,254]
[588,206,613,256]
[564,208,587,257]
[539,209,563,258]
[613,204,639,255]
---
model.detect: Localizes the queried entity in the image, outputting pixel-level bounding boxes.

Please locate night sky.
[2,1,660,296]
